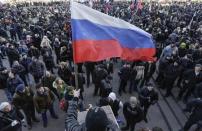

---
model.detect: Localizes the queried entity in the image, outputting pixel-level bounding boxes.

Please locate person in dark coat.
[93,64,108,96]
[6,45,20,66]
[59,46,68,62]
[177,54,194,88]
[12,84,39,130]
[162,61,182,97]
[143,61,156,85]
[122,96,144,131]
[11,61,27,86]
[195,82,202,98]
[6,72,24,102]
[58,62,72,85]
[41,71,59,100]
[104,59,114,74]
[178,64,202,102]
[180,98,202,131]
[129,66,137,94]
[0,67,9,89]
[138,85,158,122]
[10,25,17,41]
[118,63,131,95]
[0,102,24,131]
[85,62,96,88]
[32,34,41,50]
[53,38,61,64]
[43,51,54,73]
[29,57,45,84]
[28,46,40,59]
[19,54,32,79]
[100,76,112,97]
[33,85,58,128]
[65,89,120,131]
[156,56,172,85]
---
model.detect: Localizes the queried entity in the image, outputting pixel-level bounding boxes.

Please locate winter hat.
[85,107,109,131]
[109,92,116,101]
[0,102,9,111]
[16,84,25,93]
[180,42,186,49]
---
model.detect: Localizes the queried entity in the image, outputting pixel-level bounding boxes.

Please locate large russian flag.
[71,2,156,63]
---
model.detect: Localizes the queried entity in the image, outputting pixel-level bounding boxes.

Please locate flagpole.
[71,0,79,90]
[74,62,79,90]
[187,11,197,30]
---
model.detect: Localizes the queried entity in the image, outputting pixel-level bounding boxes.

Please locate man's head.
[36,86,45,95]
[45,71,51,77]
[8,71,14,79]
[195,64,201,73]
[147,85,154,91]
[170,43,175,48]
[85,107,109,131]
[0,102,12,112]
[130,96,138,108]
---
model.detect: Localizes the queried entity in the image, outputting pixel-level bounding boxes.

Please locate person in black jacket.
[129,66,137,94]
[195,82,202,98]
[162,61,182,97]
[93,64,108,96]
[65,89,120,131]
[177,54,194,88]
[85,62,96,88]
[58,62,72,85]
[11,61,27,86]
[29,57,45,84]
[118,63,131,95]
[100,76,112,97]
[41,71,59,100]
[156,56,172,85]
[28,46,40,59]
[19,54,32,84]
[0,102,24,131]
[0,67,9,89]
[122,96,144,131]
[138,85,158,122]
[180,98,202,131]
[143,61,156,85]
[178,64,202,102]
[6,45,20,66]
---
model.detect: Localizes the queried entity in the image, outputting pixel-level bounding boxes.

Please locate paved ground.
[0,58,200,131]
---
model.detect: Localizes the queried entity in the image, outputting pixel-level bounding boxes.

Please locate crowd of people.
[0,0,202,131]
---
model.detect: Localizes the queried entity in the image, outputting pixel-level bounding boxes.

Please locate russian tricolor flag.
[71,2,156,63]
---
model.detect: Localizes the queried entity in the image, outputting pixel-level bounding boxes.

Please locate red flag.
[130,1,135,10]
[137,0,143,10]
